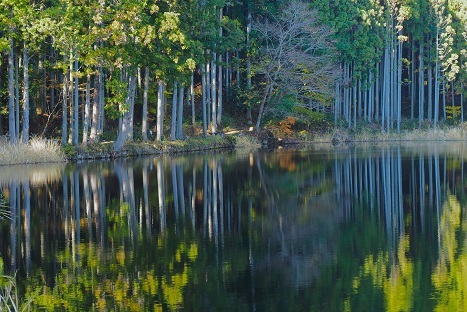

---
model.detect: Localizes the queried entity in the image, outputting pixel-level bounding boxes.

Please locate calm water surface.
[0,143,466,311]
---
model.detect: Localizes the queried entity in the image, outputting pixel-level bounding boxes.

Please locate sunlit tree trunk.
[201,64,208,137]
[142,67,149,142]
[191,72,195,127]
[72,57,79,145]
[170,81,178,141]
[62,66,68,145]
[419,42,424,128]
[176,84,184,139]
[114,73,137,151]
[22,45,30,143]
[211,54,217,134]
[246,9,252,125]
[82,74,91,145]
[156,81,165,141]
[90,67,100,142]
[217,10,224,127]
[8,38,16,144]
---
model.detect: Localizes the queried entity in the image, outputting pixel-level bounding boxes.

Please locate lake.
[0,142,466,311]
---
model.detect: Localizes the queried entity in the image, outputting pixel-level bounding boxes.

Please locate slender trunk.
[62,69,68,145]
[206,61,211,125]
[170,81,178,141]
[176,84,184,139]
[97,66,104,137]
[156,81,165,141]
[22,45,30,143]
[8,38,16,144]
[461,83,464,123]
[15,53,19,141]
[211,55,217,134]
[397,39,402,133]
[434,28,440,129]
[68,52,74,145]
[428,65,433,121]
[73,57,79,145]
[246,10,252,124]
[255,81,273,132]
[191,72,195,126]
[142,67,149,141]
[201,64,207,137]
[114,73,136,151]
[419,42,424,128]
[410,40,415,120]
[217,8,223,126]
[90,69,100,142]
[83,74,91,145]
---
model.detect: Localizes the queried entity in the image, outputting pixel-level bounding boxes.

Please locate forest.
[1,0,467,151]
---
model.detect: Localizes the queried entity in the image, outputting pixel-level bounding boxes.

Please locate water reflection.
[1,143,467,310]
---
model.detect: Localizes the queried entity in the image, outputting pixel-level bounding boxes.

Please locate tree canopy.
[1,0,467,147]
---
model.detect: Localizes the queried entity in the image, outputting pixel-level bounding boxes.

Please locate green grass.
[0,137,66,166]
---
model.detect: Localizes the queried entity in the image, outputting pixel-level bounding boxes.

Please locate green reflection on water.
[2,144,467,310]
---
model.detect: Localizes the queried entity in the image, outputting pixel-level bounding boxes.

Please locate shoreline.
[3,124,467,166]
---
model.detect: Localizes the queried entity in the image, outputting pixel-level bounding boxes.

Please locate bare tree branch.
[252,1,339,132]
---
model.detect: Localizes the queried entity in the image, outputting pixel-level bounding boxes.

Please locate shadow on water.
[0,142,467,310]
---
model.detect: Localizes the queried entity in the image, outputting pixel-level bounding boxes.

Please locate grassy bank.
[64,135,236,161]
[2,122,467,166]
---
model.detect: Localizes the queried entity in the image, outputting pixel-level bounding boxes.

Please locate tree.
[252,1,338,132]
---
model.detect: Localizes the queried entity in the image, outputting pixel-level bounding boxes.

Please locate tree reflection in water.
[1,144,467,310]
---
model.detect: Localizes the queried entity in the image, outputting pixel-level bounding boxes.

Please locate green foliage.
[293,106,333,128]
[105,75,128,119]
[446,105,462,120]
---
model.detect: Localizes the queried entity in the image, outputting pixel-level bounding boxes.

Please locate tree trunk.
[176,84,184,139]
[170,81,178,141]
[22,45,30,143]
[90,69,100,142]
[73,58,79,145]
[98,66,105,138]
[142,67,149,142]
[113,73,136,151]
[211,55,217,135]
[191,72,195,127]
[82,74,91,145]
[8,38,16,144]
[201,64,207,137]
[68,52,74,145]
[255,81,273,133]
[15,53,19,141]
[246,9,252,125]
[62,69,68,145]
[419,42,424,128]
[397,39,402,133]
[156,81,165,141]
[217,8,223,126]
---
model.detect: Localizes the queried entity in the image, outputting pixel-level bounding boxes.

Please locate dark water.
[0,143,466,311]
